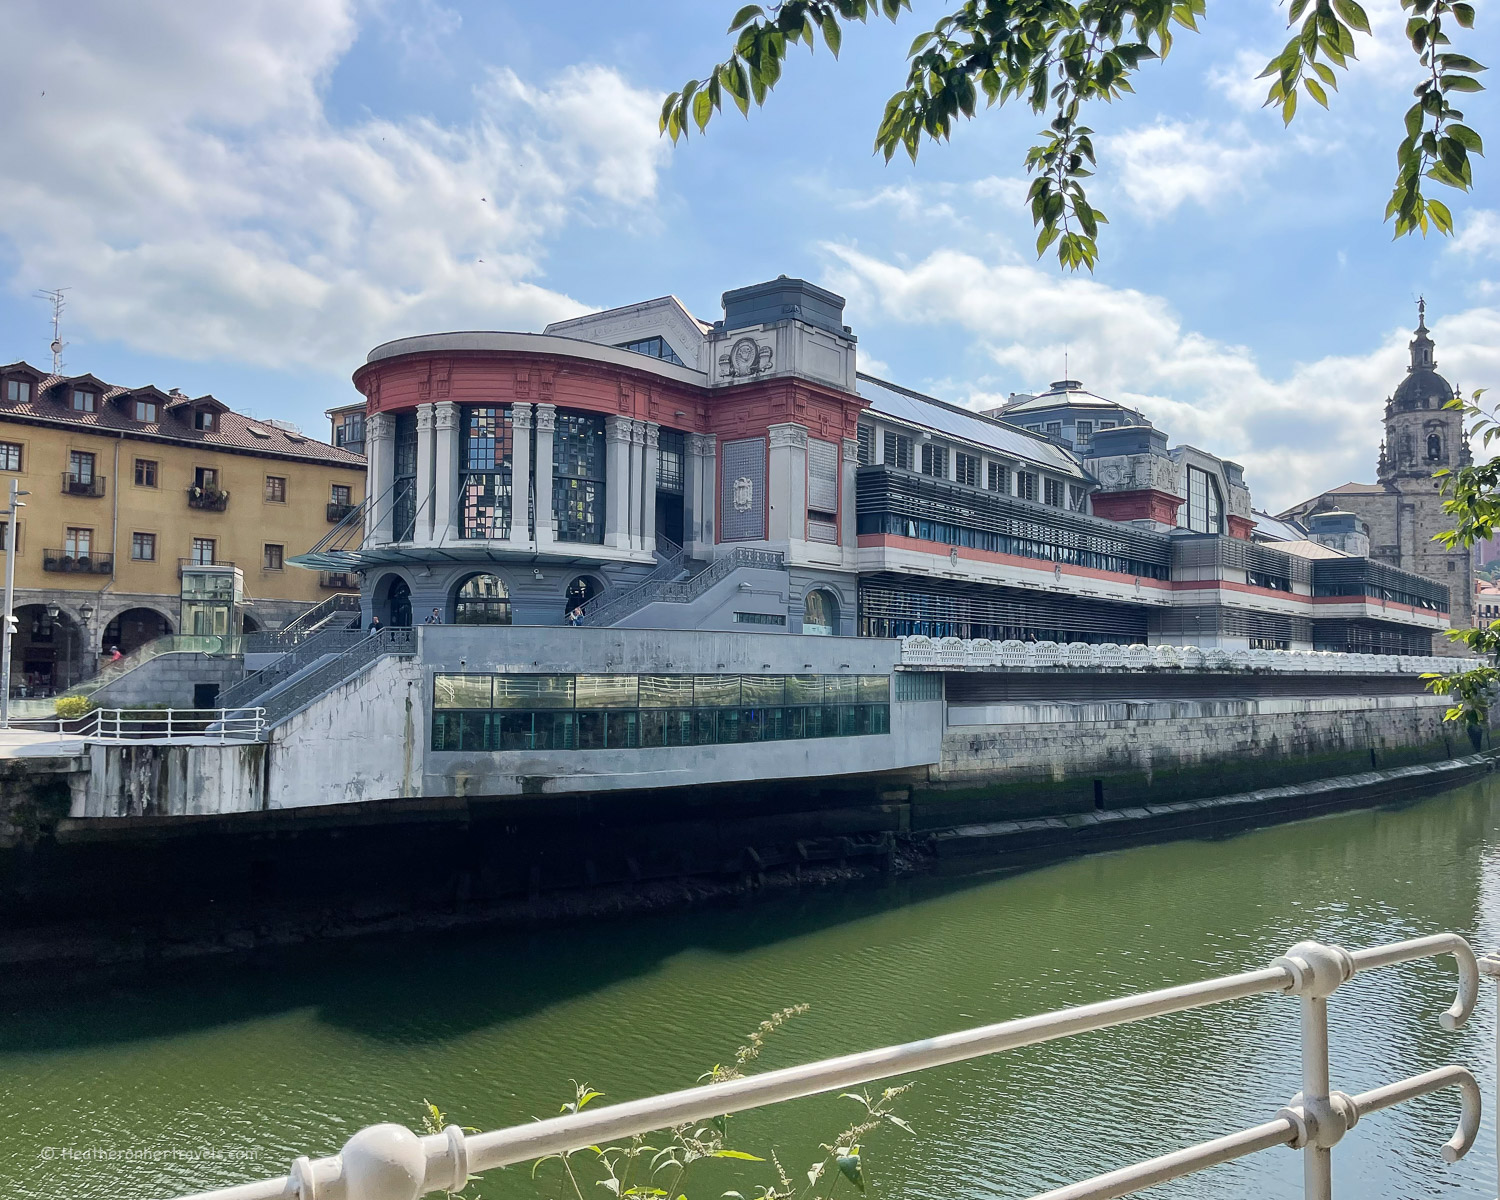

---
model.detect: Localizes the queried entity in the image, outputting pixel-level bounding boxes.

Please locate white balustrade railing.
[29,707,265,743]
[898,636,1456,676]
[161,934,1494,1200]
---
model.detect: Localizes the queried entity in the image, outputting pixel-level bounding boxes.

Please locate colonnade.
[364,404,718,558]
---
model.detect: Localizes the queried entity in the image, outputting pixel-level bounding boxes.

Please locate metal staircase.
[577,546,786,627]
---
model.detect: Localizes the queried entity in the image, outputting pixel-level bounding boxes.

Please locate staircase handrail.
[577,537,687,627]
[62,634,238,699]
[217,626,370,711]
[578,546,785,627]
[259,628,417,727]
[277,592,362,638]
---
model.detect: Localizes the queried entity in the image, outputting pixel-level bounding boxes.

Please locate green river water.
[7,778,1500,1200]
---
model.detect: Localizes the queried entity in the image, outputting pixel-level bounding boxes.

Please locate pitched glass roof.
[856,373,1084,478]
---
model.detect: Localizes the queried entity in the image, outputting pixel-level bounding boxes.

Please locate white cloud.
[0,0,670,372]
[1452,211,1500,262]
[840,176,1030,226]
[820,243,1500,511]
[1106,120,1276,219]
[1207,50,1271,112]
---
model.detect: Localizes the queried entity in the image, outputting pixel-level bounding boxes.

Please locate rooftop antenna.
[34,287,70,374]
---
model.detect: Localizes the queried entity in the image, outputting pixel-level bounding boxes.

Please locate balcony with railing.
[327,500,358,523]
[186,484,230,511]
[61,472,106,498]
[42,549,114,574]
[319,571,355,589]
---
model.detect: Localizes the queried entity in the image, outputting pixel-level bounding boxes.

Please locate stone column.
[366,411,395,546]
[641,422,660,556]
[684,433,716,558]
[413,403,435,544]
[767,422,808,543]
[840,437,859,553]
[604,415,635,551]
[533,403,557,550]
[508,402,533,546]
[432,401,460,545]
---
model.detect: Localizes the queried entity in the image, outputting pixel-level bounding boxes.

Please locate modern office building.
[0,362,365,693]
[292,277,1448,656]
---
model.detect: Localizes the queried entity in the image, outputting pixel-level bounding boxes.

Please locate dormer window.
[134,399,158,422]
[72,389,96,413]
[195,409,216,431]
[5,379,30,404]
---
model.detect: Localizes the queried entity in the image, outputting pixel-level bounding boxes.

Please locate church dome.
[1391,301,1453,411]
[1393,367,1454,410]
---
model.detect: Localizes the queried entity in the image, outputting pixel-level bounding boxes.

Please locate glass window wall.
[554,413,605,544]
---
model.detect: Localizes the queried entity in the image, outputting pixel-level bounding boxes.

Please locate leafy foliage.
[490,1005,914,1200]
[1427,388,1499,729]
[53,694,95,718]
[661,1,1486,270]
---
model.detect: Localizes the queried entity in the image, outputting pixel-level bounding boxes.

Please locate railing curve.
[161,933,1492,1200]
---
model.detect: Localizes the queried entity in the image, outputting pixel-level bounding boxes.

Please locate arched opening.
[102,607,172,656]
[372,572,413,628]
[1427,434,1443,461]
[6,604,86,697]
[564,575,603,620]
[803,588,840,636]
[241,612,263,635]
[454,574,512,625]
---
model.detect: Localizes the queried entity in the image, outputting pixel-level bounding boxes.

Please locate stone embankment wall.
[917,690,1463,830]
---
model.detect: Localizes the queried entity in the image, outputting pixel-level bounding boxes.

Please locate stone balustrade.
[898,635,1456,676]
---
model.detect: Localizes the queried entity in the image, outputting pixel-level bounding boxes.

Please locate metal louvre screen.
[1170,535,1311,585]
[807,438,839,513]
[720,437,767,541]
[858,573,1148,644]
[1312,558,1449,612]
[857,466,1171,579]
[1150,607,1312,642]
[1312,618,1433,655]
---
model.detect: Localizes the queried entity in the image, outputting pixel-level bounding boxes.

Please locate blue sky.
[0,0,1496,509]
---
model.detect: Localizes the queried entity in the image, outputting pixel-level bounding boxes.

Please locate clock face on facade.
[730,337,759,372]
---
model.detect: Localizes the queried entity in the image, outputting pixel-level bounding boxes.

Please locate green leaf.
[836,1153,866,1194]
[710,1151,766,1161]
[1331,0,1371,35]
[727,4,763,32]
[822,15,842,57]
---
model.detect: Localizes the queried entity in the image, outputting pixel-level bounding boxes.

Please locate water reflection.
[4,780,1500,1199]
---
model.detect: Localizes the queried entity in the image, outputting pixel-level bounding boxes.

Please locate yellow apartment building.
[1,360,365,694]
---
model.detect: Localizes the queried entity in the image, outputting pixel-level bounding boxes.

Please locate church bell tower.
[1375,300,1473,639]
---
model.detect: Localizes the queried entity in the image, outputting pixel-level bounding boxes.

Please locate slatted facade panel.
[1312,618,1434,656]
[1170,534,1312,585]
[1312,558,1449,612]
[858,573,1149,644]
[856,465,1172,579]
[1149,607,1312,643]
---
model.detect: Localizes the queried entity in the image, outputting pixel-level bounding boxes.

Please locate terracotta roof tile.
[0,362,364,468]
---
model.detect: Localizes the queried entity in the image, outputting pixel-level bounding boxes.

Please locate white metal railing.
[161,935,1496,1200]
[25,707,265,742]
[899,635,1455,676]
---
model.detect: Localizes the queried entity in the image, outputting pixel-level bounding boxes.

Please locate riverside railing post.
[1479,950,1500,1193]
[1302,994,1333,1200]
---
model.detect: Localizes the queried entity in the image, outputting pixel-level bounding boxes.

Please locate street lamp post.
[1,477,32,728]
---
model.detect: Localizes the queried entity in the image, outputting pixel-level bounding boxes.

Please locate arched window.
[1185,466,1223,535]
[454,574,512,625]
[1427,434,1443,461]
[382,576,412,627]
[564,575,602,619]
[804,589,839,636]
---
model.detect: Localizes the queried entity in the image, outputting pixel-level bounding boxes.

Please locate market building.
[293,276,1447,657]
